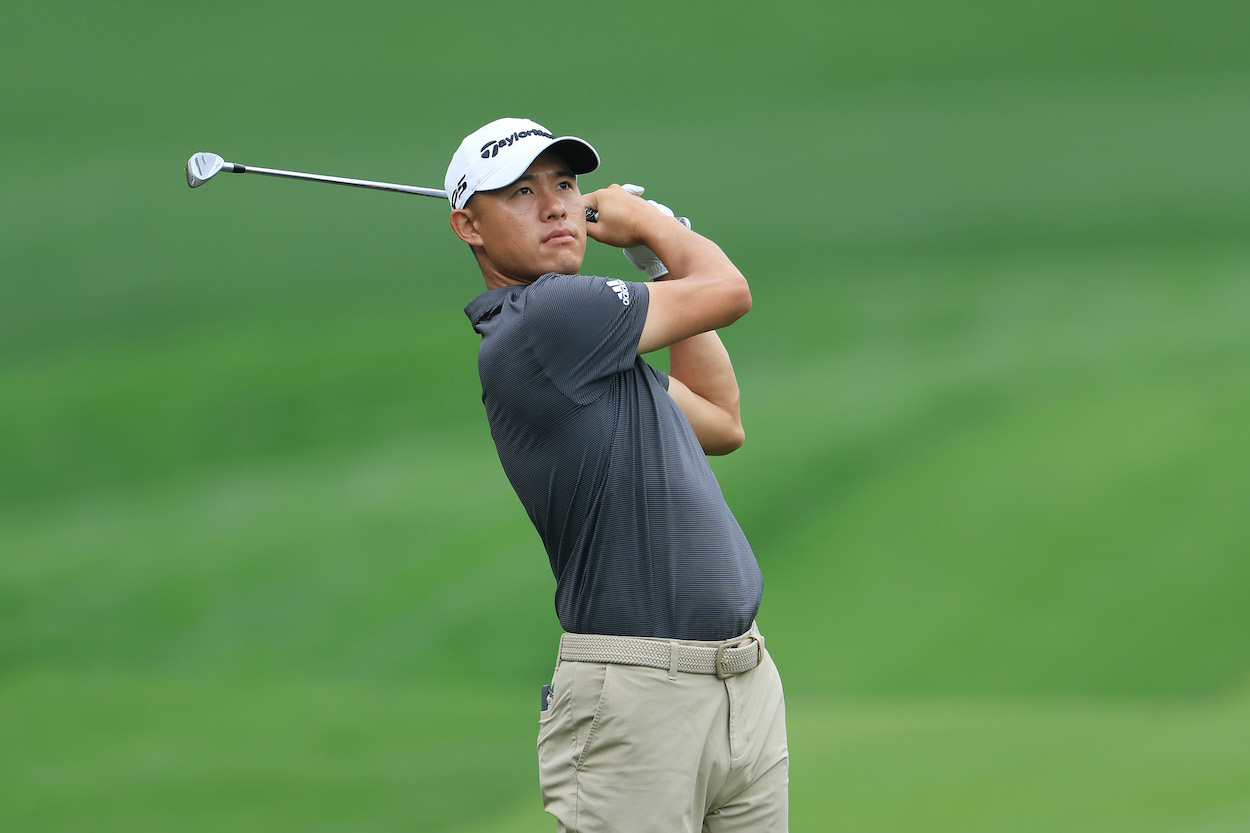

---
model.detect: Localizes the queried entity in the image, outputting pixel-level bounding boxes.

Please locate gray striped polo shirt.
[465,273,762,641]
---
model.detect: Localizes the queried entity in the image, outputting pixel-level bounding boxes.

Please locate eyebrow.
[514,168,576,183]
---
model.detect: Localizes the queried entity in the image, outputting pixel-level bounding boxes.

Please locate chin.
[548,256,584,276]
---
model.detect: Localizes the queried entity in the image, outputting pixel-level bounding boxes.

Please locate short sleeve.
[523,274,651,404]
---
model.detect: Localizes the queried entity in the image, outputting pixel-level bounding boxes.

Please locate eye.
[516,186,533,195]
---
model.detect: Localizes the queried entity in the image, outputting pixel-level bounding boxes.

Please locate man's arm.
[666,331,744,455]
[584,186,752,454]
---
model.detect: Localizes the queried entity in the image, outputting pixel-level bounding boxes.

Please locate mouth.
[542,227,578,245]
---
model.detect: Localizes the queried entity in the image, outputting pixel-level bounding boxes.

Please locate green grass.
[0,673,538,833]
[3,0,1250,830]
[6,680,1248,833]
[789,697,1250,833]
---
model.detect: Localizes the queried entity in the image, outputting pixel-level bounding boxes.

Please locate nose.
[542,188,567,220]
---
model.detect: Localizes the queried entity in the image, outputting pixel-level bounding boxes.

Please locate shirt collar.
[464,286,514,329]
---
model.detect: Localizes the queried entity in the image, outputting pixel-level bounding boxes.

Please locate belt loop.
[667,640,680,681]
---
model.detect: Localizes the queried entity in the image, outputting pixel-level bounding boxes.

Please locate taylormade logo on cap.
[479,127,555,159]
[445,117,599,210]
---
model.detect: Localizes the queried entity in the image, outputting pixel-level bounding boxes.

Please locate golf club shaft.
[192,152,600,222]
[224,162,599,222]
[226,163,447,199]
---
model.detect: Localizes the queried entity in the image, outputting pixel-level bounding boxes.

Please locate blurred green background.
[3,1,1249,830]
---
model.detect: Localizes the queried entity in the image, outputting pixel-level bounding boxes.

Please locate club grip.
[585,207,598,223]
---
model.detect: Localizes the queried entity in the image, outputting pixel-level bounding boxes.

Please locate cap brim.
[477,136,600,195]
[550,137,599,175]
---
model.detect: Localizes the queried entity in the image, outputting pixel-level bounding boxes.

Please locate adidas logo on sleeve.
[605,279,631,306]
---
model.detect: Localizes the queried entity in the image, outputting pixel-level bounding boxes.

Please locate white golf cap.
[444,117,599,210]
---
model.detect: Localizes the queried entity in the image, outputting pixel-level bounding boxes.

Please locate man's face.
[461,149,588,283]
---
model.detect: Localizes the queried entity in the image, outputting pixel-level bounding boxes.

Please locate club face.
[186,152,225,188]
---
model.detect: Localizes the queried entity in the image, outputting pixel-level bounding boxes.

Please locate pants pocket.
[537,661,612,820]
[572,664,612,770]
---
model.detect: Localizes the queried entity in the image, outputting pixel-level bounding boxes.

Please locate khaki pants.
[537,627,788,832]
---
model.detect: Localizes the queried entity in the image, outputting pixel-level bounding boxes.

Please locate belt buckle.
[715,634,762,679]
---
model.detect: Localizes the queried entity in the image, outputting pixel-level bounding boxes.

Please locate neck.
[483,272,531,290]
[476,252,541,290]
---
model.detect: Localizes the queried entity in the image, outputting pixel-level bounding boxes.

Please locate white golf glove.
[620,184,691,280]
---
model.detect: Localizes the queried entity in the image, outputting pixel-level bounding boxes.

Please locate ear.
[449,208,483,247]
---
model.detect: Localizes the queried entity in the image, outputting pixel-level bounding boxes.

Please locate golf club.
[185,151,600,222]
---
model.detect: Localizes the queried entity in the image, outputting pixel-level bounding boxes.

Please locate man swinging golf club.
[449,117,788,832]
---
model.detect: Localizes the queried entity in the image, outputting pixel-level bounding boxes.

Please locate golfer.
[447,117,788,832]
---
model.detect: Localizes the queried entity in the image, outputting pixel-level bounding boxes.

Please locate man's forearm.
[668,330,742,427]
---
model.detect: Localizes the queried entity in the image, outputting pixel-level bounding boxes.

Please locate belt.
[558,627,764,679]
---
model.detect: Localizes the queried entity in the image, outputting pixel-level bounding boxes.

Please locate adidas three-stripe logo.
[605,279,631,306]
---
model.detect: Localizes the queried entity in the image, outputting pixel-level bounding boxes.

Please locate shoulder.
[526,273,649,316]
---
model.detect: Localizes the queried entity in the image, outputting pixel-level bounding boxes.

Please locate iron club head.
[186,152,229,188]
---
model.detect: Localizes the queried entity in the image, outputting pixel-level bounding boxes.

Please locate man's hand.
[619,185,692,280]
[582,184,688,251]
